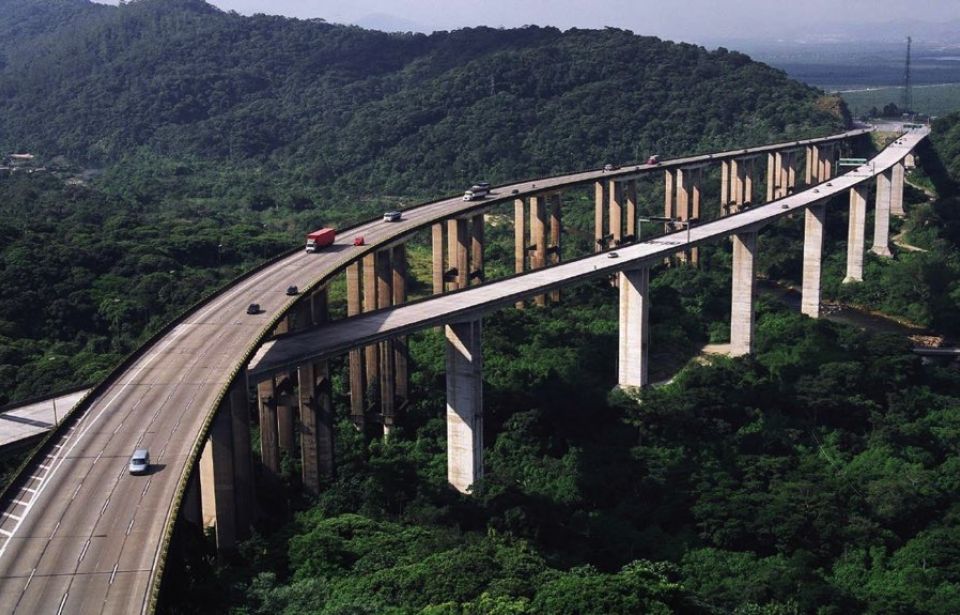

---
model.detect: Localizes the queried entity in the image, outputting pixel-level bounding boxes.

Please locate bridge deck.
[249,131,928,378]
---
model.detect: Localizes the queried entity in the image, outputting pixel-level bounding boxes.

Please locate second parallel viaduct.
[0,126,925,614]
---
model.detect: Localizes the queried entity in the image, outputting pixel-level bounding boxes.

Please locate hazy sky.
[93,0,958,43]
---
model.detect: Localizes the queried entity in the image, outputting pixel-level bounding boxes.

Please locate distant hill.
[0,0,847,198]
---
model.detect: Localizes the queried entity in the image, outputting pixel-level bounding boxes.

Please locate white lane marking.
[99,498,110,518]
[49,521,60,541]
[2,513,22,522]
[28,475,44,481]
[56,591,68,615]
[23,568,36,592]
[10,500,28,507]
[0,320,191,561]
[125,518,135,537]
[109,563,119,585]
[37,465,49,471]
[77,538,90,564]
[0,529,12,537]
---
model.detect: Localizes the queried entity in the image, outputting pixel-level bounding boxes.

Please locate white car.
[383,211,402,222]
[128,449,150,475]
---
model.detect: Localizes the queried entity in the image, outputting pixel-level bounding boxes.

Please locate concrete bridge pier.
[346,262,366,432]
[298,360,333,494]
[890,161,906,217]
[844,185,868,283]
[530,195,548,305]
[618,267,650,389]
[549,193,562,303]
[257,378,280,478]
[432,223,445,295]
[376,249,397,434]
[392,245,410,402]
[445,319,483,494]
[199,377,255,552]
[730,231,758,356]
[819,144,835,181]
[363,253,380,409]
[514,198,527,307]
[608,180,622,248]
[448,218,470,291]
[470,214,484,286]
[801,203,826,318]
[766,152,781,202]
[595,180,608,253]
[872,169,893,257]
[623,182,636,242]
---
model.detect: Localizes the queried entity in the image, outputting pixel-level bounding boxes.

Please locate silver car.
[128,449,150,475]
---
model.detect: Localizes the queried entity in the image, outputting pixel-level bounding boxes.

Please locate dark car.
[246,303,261,314]
[286,285,299,296]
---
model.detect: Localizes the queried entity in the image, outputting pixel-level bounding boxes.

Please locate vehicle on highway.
[246,303,260,314]
[128,449,150,475]
[305,227,336,253]
[354,236,365,246]
[607,251,619,258]
[286,285,299,296]
[603,163,619,172]
[383,211,402,222]
[463,183,490,201]
[646,155,660,165]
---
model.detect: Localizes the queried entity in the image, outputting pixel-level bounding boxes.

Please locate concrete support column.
[530,195,547,306]
[362,253,379,406]
[182,470,203,528]
[445,320,483,494]
[549,193,562,304]
[618,267,650,389]
[310,287,329,326]
[890,161,906,217]
[275,375,296,458]
[432,223,445,295]
[730,231,757,356]
[805,145,814,185]
[595,181,607,252]
[514,198,526,309]
[766,152,781,202]
[298,361,333,494]
[203,406,237,551]
[820,145,833,180]
[608,180,622,247]
[844,185,868,284]
[448,218,469,290]
[872,170,893,257]
[786,152,798,194]
[392,244,409,401]
[801,203,826,318]
[470,214,484,285]
[376,250,396,434]
[257,378,280,476]
[743,158,754,206]
[346,262,365,431]
[624,182,637,240]
[663,169,676,228]
[721,160,730,215]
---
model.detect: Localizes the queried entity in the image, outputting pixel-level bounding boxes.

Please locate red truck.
[305,228,336,252]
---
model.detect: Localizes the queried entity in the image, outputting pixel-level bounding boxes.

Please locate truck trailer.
[305,228,336,252]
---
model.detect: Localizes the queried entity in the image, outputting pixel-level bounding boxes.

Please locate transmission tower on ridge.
[901,36,913,114]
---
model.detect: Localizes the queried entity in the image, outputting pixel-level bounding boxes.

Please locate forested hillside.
[0,0,848,403]
[0,0,845,197]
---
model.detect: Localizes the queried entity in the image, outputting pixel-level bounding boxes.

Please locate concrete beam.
[801,203,826,318]
[890,161,906,217]
[618,267,650,388]
[730,231,757,356]
[445,320,483,494]
[871,169,893,257]
[844,185,867,283]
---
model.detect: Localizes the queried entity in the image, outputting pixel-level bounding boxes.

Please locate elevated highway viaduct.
[0,126,922,613]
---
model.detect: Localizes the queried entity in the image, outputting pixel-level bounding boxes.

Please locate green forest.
[3,0,960,613]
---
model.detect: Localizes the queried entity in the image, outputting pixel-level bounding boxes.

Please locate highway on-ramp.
[0,129,872,614]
